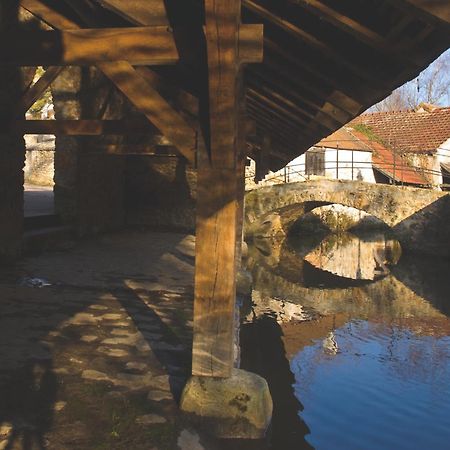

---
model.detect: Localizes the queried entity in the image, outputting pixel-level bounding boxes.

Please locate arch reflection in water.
[243,226,450,450]
[304,232,401,281]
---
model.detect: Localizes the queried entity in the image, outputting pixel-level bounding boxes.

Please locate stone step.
[23,225,75,255]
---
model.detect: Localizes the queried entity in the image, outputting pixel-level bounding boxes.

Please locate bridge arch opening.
[289,203,391,236]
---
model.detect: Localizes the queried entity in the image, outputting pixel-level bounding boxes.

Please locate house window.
[306,149,325,176]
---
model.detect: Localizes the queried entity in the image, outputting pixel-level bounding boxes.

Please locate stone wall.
[0,6,38,261]
[125,156,197,232]
[245,179,450,258]
[52,67,126,235]
[24,136,55,186]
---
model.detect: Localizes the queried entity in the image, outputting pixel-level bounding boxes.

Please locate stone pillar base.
[180,369,273,439]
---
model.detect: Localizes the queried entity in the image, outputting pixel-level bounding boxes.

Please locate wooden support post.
[192,0,262,378]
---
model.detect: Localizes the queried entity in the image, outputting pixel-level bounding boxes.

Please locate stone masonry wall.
[0,6,39,261]
[52,67,126,235]
[125,156,197,232]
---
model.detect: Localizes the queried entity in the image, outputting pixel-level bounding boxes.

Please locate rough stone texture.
[24,139,55,186]
[52,66,83,223]
[0,8,38,261]
[126,156,197,232]
[52,67,126,235]
[180,369,273,439]
[245,179,450,257]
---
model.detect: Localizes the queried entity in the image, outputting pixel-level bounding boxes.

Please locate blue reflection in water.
[291,320,450,450]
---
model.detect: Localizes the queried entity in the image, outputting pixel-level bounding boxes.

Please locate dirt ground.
[0,230,224,450]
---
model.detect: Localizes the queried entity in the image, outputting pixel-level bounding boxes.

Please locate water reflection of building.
[304,232,401,281]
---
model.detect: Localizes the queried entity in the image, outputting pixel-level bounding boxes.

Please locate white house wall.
[323,148,375,183]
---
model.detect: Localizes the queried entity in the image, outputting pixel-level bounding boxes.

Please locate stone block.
[180,369,272,439]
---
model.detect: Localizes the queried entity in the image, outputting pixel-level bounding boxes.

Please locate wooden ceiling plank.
[264,38,369,108]
[20,0,79,29]
[248,82,316,122]
[98,0,169,26]
[248,67,352,124]
[247,105,303,139]
[248,90,309,128]
[294,0,422,67]
[1,27,179,66]
[243,0,383,86]
[396,0,450,25]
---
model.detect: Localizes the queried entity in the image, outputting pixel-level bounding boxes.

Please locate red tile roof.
[350,130,429,185]
[351,106,450,154]
[315,126,429,186]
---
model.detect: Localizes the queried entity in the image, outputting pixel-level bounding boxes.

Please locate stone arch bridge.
[244,180,450,257]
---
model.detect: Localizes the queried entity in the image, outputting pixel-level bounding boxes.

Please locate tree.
[371,50,450,112]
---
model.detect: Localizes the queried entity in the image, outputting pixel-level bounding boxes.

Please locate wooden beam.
[91,144,179,155]
[295,0,422,67]
[248,70,346,129]
[15,66,63,116]
[98,0,169,26]
[243,0,384,86]
[264,38,367,111]
[19,0,196,164]
[1,27,178,66]
[255,134,271,181]
[192,0,250,378]
[98,61,196,164]
[247,89,310,127]
[135,66,199,117]
[9,119,159,135]
[402,0,450,25]
[21,0,80,29]
[238,24,264,64]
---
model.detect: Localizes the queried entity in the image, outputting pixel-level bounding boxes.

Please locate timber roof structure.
[12,0,450,174]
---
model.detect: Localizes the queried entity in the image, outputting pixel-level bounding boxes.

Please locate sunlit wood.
[15,66,63,116]
[1,27,178,66]
[98,0,169,25]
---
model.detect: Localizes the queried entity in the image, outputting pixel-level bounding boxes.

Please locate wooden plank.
[247,89,310,127]
[296,0,426,68]
[98,0,169,26]
[264,38,369,109]
[1,27,178,66]
[9,119,158,135]
[238,24,264,64]
[21,0,80,29]
[255,134,271,181]
[135,67,199,117]
[243,0,384,86]
[91,144,179,155]
[15,66,63,116]
[401,0,450,25]
[98,61,196,164]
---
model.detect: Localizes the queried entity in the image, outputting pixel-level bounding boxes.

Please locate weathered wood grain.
[1,27,178,66]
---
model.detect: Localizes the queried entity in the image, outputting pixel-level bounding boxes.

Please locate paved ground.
[24,184,54,217]
[0,231,225,450]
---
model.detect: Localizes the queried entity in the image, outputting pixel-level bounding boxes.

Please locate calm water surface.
[242,230,450,450]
